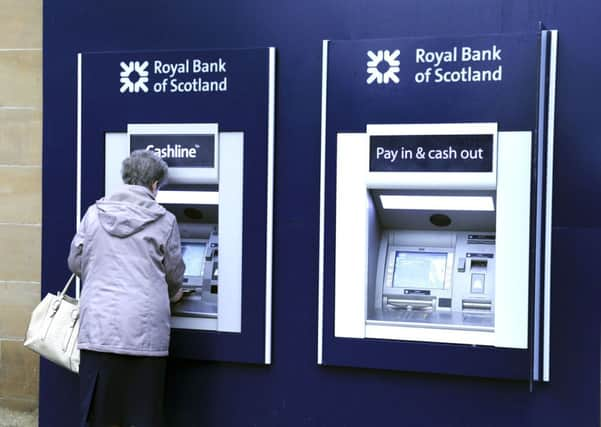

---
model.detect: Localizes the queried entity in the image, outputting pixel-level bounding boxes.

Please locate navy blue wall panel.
[43,1,601,426]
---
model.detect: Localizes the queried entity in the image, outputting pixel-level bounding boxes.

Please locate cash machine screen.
[392,251,447,289]
[181,241,206,278]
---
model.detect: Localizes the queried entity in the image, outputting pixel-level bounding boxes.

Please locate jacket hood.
[96,185,166,237]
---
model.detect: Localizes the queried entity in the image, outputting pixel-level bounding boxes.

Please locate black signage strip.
[369,134,494,172]
[130,133,216,168]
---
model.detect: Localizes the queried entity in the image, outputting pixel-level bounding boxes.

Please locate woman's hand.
[169,288,184,304]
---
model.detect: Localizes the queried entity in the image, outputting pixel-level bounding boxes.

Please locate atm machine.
[334,123,531,348]
[371,230,496,332]
[105,123,243,333]
[173,219,219,321]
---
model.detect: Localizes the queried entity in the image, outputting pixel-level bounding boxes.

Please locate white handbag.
[24,274,80,374]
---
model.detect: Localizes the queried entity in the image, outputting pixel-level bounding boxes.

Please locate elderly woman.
[68,149,185,427]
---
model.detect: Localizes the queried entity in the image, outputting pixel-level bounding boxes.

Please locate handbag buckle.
[50,299,61,316]
[70,309,80,327]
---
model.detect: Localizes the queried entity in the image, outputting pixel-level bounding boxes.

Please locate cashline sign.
[369,134,493,172]
[130,134,216,168]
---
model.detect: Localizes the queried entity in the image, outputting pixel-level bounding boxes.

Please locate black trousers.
[80,350,167,427]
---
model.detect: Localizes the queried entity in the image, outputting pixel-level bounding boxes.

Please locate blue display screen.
[181,242,206,277]
[392,251,447,289]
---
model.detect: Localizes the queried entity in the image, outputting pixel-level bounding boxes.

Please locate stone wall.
[0,0,43,414]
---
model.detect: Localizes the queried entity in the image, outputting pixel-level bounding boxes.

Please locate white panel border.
[495,132,532,349]
[318,40,328,364]
[127,122,218,135]
[334,134,369,339]
[104,133,130,196]
[217,133,243,334]
[365,324,495,346]
[264,47,276,365]
[543,30,558,382]
[171,316,217,331]
[155,190,219,205]
[532,29,548,381]
[76,53,82,299]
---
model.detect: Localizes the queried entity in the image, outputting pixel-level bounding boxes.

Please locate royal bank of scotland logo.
[120,61,150,93]
[366,50,400,84]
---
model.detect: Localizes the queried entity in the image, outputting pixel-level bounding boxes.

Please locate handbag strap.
[41,274,79,341]
[58,274,77,298]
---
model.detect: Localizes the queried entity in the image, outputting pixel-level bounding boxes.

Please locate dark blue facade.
[43,1,601,426]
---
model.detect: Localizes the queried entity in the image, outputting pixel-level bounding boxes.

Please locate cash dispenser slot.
[462,299,493,312]
[385,295,436,311]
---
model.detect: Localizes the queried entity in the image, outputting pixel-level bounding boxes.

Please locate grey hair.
[121,149,169,189]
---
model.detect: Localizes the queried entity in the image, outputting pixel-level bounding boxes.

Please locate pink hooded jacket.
[68,185,184,356]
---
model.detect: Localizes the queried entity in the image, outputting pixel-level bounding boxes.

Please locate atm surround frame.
[318,32,556,381]
[74,47,276,365]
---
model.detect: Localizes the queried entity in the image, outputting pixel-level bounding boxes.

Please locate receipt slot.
[334,123,531,348]
[105,123,242,333]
